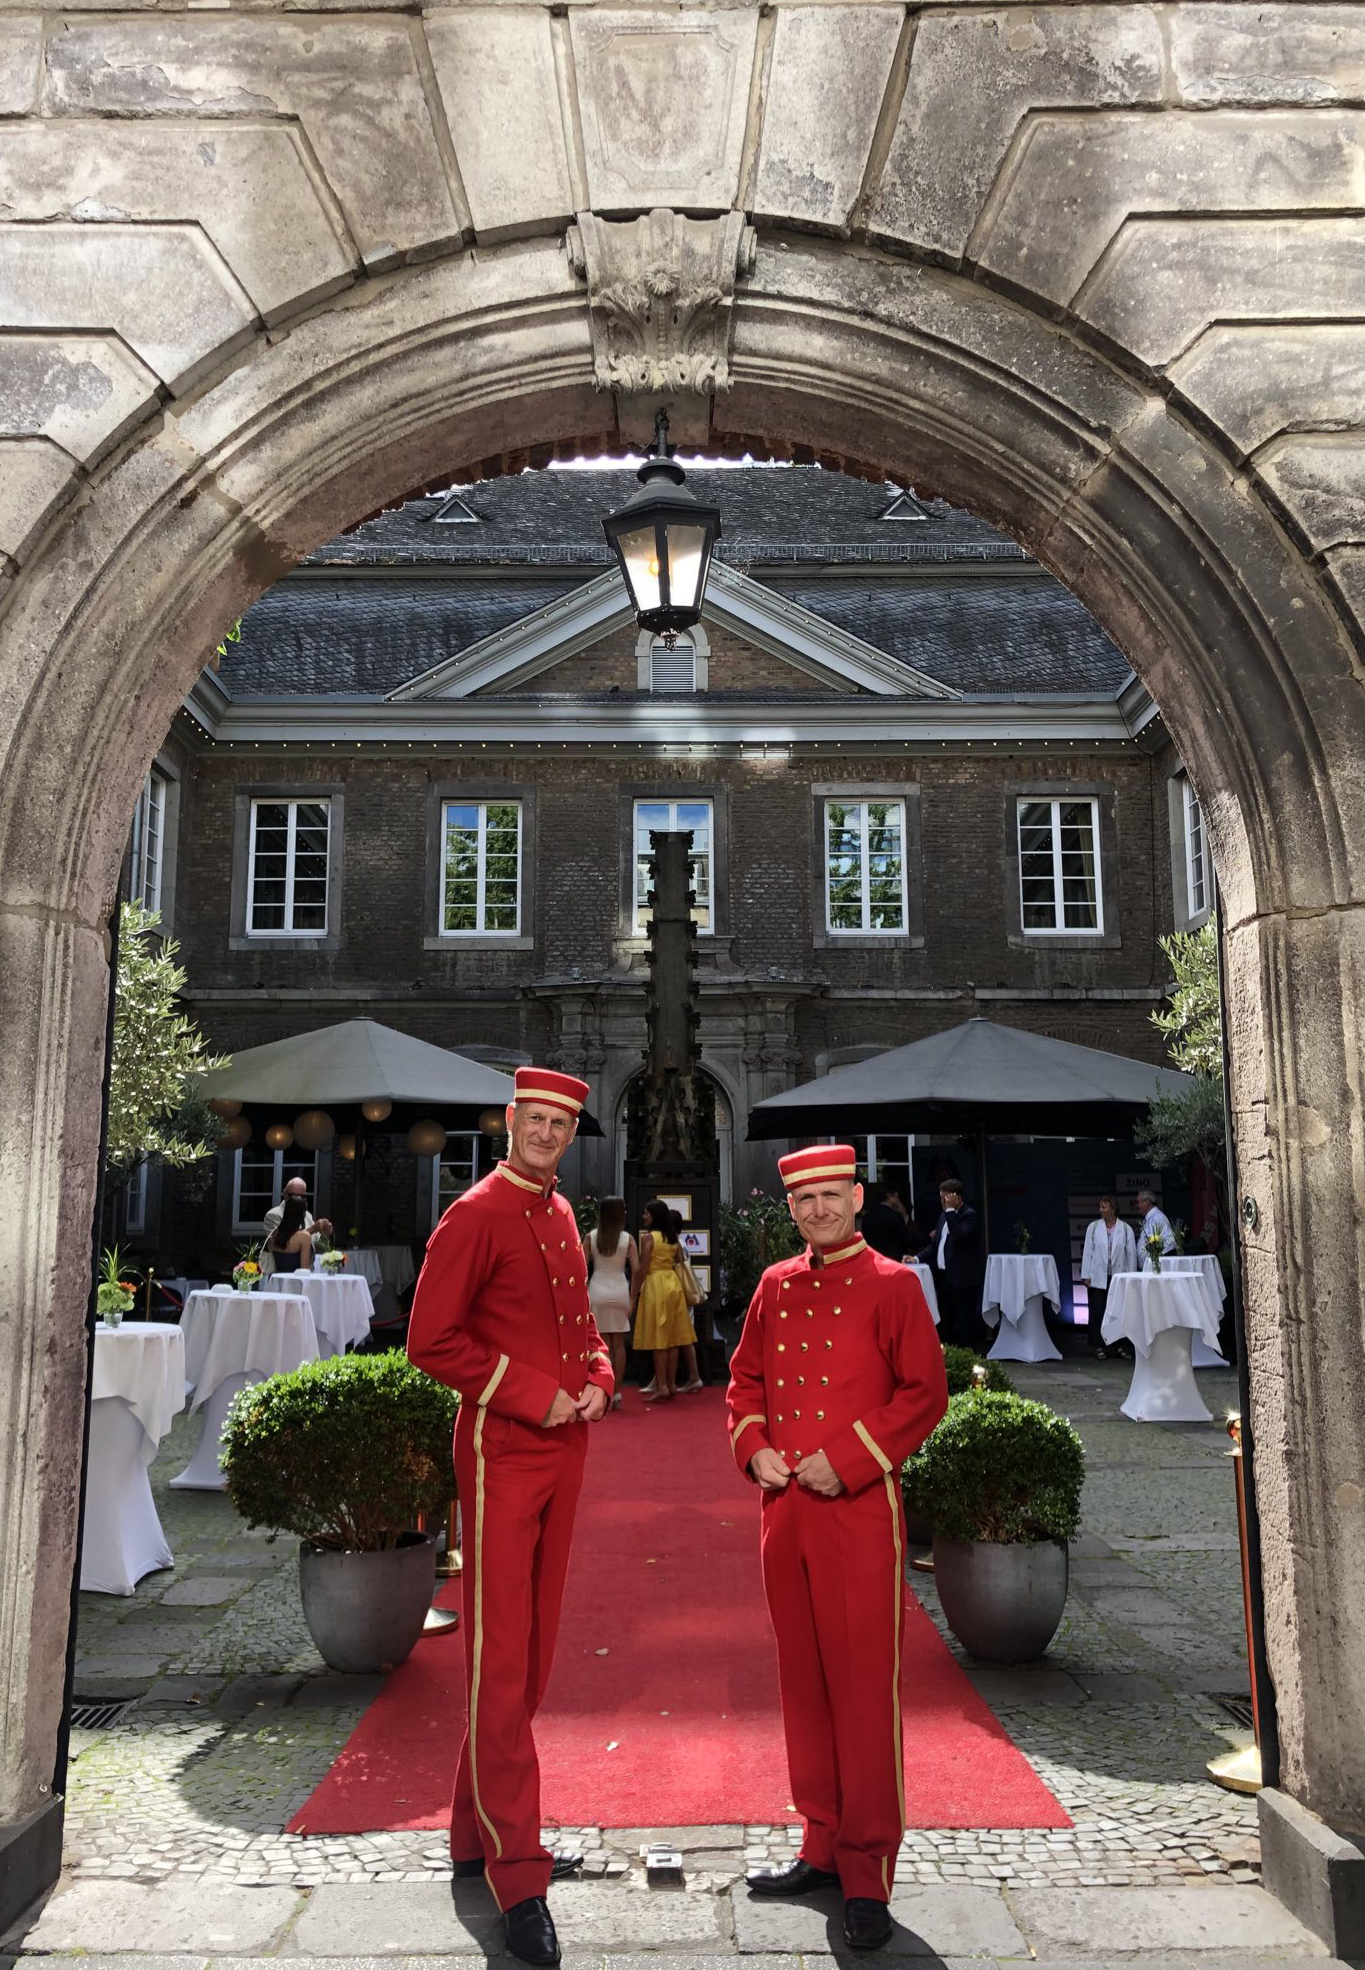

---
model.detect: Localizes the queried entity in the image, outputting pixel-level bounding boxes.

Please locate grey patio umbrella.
[199,1017,603,1135]
[747,1017,1191,1141]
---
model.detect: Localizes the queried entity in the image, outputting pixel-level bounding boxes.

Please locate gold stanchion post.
[144,1268,155,1321]
[421,1495,462,1638]
[1208,1412,1263,1795]
[435,1497,462,1578]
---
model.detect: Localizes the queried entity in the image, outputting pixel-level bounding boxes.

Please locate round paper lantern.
[220,1115,252,1150]
[360,1098,392,1123]
[208,1097,242,1118]
[293,1108,335,1151]
[406,1118,448,1158]
[264,1122,294,1150]
[336,1133,357,1163]
[478,1106,509,1136]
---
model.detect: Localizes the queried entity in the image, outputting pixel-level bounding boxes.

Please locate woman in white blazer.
[1081,1195,1137,1358]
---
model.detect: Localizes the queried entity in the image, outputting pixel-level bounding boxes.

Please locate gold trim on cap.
[514,1083,584,1112]
[781,1160,857,1187]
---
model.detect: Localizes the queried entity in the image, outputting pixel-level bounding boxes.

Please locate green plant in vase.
[233,1242,262,1292]
[96,1245,136,1326]
[1144,1230,1166,1275]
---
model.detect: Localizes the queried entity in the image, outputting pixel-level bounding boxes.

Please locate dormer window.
[431,492,479,524]
[879,488,928,521]
[635,624,710,691]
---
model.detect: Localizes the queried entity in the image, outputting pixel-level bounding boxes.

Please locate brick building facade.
[125,467,1205,1266]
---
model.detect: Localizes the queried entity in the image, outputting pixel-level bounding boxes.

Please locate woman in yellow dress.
[632,1199,695,1403]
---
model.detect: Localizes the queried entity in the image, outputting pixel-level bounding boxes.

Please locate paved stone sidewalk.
[20,1352,1292,1958]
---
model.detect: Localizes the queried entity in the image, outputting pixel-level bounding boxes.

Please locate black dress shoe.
[843,1897,893,1950]
[451,1852,584,1883]
[504,1895,561,1967]
[745,1857,840,1895]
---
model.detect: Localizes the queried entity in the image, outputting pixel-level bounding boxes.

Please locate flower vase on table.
[97,1245,136,1328]
[233,1248,261,1293]
[318,1246,348,1275]
[1145,1231,1165,1276]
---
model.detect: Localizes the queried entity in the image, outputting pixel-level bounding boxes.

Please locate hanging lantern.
[478,1105,509,1136]
[293,1108,335,1151]
[602,410,721,644]
[220,1115,252,1150]
[264,1122,294,1150]
[208,1097,242,1118]
[360,1097,392,1123]
[406,1118,448,1158]
[336,1133,358,1163]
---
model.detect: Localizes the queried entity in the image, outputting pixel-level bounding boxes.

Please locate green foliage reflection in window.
[442,800,521,934]
[825,799,906,933]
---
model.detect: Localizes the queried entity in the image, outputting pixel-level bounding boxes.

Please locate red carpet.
[290,1389,1070,1833]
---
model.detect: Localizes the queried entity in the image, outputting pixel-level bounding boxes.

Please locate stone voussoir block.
[752,4,905,232]
[0,333,160,467]
[39,15,466,269]
[425,8,574,241]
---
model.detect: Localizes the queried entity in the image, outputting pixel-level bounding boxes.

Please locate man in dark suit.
[859,1181,915,1262]
[919,1179,985,1347]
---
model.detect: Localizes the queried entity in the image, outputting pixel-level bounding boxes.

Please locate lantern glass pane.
[617,524,663,614]
[663,523,708,611]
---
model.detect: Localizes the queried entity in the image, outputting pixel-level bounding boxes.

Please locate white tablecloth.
[188,1291,319,1409]
[273,1271,373,1355]
[83,1323,187,1595]
[902,1260,940,1326]
[180,1289,237,1390]
[1141,1253,1228,1364]
[323,1246,416,1295]
[982,1253,1061,1326]
[91,1322,186,1453]
[1103,1271,1221,1357]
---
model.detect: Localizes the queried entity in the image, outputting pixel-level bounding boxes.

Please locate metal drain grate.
[69,1697,137,1731]
[1213,1693,1255,1730]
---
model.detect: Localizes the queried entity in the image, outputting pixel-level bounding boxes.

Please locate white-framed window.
[1017,797,1103,934]
[232,1146,319,1235]
[440,800,522,935]
[1183,778,1208,920]
[130,770,167,913]
[429,1132,482,1229]
[121,1158,148,1236]
[247,798,330,935]
[650,635,696,692]
[825,798,907,933]
[634,798,713,933]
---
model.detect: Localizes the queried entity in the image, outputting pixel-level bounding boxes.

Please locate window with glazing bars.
[131,770,167,913]
[247,799,330,934]
[634,799,712,932]
[1183,779,1208,919]
[825,799,907,932]
[441,801,522,934]
[1017,797,1102,932]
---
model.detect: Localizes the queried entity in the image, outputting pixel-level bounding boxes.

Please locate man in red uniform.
[407,1067,613,1968]
[726,1145,947,1950]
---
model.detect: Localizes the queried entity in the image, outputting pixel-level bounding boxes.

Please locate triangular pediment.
[387,564,960,702]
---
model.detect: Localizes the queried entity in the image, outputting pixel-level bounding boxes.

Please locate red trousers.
[760,1474,907,1902]
[450,1402,587,1908]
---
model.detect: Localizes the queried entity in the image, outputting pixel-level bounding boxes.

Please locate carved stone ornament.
[567,207,756,398]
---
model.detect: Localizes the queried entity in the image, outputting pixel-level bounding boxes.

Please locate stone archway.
[3,8,1365,1939]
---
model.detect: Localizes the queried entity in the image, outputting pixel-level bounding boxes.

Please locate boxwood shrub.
[221,1352,460,1552]
[902,1348,1015,1520]
[912,1389,1084,1546]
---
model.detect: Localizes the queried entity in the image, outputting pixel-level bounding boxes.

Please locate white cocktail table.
[981,1253,1062,1363]
[83,1321,186,1595]
[1142,1252,1229,1366]
[171,1291,318,1490]
[1103,1271,1222,1422]
[901,1259,940,1326]
[273,1270,373,1356]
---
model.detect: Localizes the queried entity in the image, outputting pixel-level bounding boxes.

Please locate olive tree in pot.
[221,1352,460,1673]
[914,1389,1084,1663]
[901,1349,1014,1547]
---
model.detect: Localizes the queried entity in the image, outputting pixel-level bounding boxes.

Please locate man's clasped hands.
[748,1445,845,1497]
[541,1386,610,1427]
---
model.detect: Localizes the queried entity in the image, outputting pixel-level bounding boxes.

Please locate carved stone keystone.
[567,207,755,443]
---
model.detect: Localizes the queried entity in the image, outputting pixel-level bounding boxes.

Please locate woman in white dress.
[1081,1193,1137,1360]
[585,1197,639,1409]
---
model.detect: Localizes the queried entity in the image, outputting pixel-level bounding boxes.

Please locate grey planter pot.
[298,1531,436,1673]
[931,1537,1068,1663]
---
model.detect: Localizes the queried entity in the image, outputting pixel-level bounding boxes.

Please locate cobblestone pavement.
[52,1357,1266,1905]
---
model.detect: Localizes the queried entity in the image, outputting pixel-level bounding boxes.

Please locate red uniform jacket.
[407,1163,614,1423]
[726,1238,947,1494]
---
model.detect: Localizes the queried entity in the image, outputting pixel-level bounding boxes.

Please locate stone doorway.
[4,14,1365,1940]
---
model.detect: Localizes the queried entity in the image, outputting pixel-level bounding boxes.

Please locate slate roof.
[310,468,1024,569]
[219,467,1131,701]
[770,578,1133,697]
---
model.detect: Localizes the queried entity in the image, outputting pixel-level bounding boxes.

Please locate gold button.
[777,1413,784,1423]
[812,1281,821,1291]
[576,1314,583,1324]
[546,1207,553,1216]
[806,1309,814,1319]
[569,1275,576,1286]
[794,1449,802,1459]
[825,1339,833,1350]
[798,1376,805,1386]
[833,1306,842,1315]
[552,1277,559,1286]
[780,1309,788,1319]
[777,1343,786,1353]
[560,1240,567,1250]
[581,1351,587,1361]
[817,1410,825,1421]
[800,1341,809,1352]
[821,1375,829,1386]
[559,1315,565,1325]
[563,1352,570,1361]
[794,1410,801,1420]
[782,1281,790,1292]
[777,1378,785,1388]
[541,1243,548,1251]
